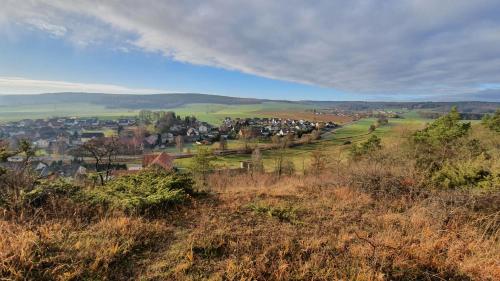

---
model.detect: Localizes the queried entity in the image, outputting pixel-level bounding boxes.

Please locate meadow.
[0,102,314,124]
[0,103,138,121]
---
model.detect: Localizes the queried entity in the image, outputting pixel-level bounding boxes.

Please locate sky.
[1,0,500,101]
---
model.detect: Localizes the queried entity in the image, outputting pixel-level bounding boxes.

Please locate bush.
[411,107,470,171]
[248,202,300,223]
[350,135,382,158]
[432,156,499,189]
[21,180,81,207]
[482,109,500,132]
[409,107,500,189]
[412,107,470,148]
[86,168,194,214]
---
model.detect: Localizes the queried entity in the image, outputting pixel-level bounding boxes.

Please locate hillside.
[302,100,500,114]
[0,93,498,113]
[0,92,271,109]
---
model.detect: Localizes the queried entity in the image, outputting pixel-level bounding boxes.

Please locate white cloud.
[2,0,500,97]
[25,18,66,37]
[0,77,165,95]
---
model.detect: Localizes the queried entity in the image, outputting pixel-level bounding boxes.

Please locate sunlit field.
[0,102,314,124]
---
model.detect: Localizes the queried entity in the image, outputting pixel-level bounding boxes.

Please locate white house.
[34,139,50,149]
[198,125,208,134]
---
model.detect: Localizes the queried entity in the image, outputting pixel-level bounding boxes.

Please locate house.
[80,132,105,142]
[238,127,261,138]
[34,162,50,177]
[186,127,199,137]
[144,134,159,148]
[198,125,209,134]
[161,133,175,144]
[118,119,131,126]
[142,152,175,171]
[170,124,184,133]
[33,139,50,149]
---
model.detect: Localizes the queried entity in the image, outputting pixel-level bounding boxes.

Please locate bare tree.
[273,143,294,178]
[218,135,227,151]
[285,134,295,147]
[175,135,184,152]
[271,135,281,148]
[0,139,37,195]
[311,129,321,140]
[251,147,264,174]
[309,149,328,175]
[76,137,120,185]
[239,127,253,150]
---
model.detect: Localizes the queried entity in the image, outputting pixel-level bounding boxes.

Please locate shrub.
[86,168,194,214]
[248,202,300,223]
[409,108,500,189]
[190,146,216,188]
[21,180,81,207]
[481,109,500,132]
[411,107,470,171]
[309,149,328,175]
[376,116,389,126]
[432,156,499,189]
[281,159,296,176]
[412,107,470,147]
[350,135,382,158]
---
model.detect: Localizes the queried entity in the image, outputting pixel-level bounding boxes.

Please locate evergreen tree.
[190,147,216,188]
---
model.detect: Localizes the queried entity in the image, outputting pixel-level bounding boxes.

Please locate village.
[0,112,339,180]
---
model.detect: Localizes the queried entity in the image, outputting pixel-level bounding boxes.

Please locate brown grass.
[3,168,499,280]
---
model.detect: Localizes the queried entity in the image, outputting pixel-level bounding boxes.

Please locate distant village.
[0,111,338,179]
[0,114,336,151]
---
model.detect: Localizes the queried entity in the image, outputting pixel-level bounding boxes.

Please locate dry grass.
[1,170,499,280]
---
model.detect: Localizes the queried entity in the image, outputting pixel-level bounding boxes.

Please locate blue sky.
[0,26,352,100]
[1,1,500,101]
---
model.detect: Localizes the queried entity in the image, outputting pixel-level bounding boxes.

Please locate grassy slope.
[3,172,498,280]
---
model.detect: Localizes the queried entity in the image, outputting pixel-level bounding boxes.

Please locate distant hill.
[0,92,271,109]
[0,92,497,114]
[302,100,500,113]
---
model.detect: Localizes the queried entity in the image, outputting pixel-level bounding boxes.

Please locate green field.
[174,113,430,172]
[0,103,140,121]
[0,102,313,125]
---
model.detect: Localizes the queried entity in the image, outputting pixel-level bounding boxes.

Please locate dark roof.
[80,132,104,138]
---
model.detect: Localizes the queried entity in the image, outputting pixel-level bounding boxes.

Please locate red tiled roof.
[142,152,174,170]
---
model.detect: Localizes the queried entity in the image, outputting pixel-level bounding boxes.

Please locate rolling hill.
[0,92,273,109]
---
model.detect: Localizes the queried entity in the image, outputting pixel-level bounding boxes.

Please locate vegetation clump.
[482,109,500,132]
[20,180,80,207]
[410,107,498,189]
[248,202,300,224]
[189,146,216,188]
[86,168,194,214]
[350,135,382,158]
